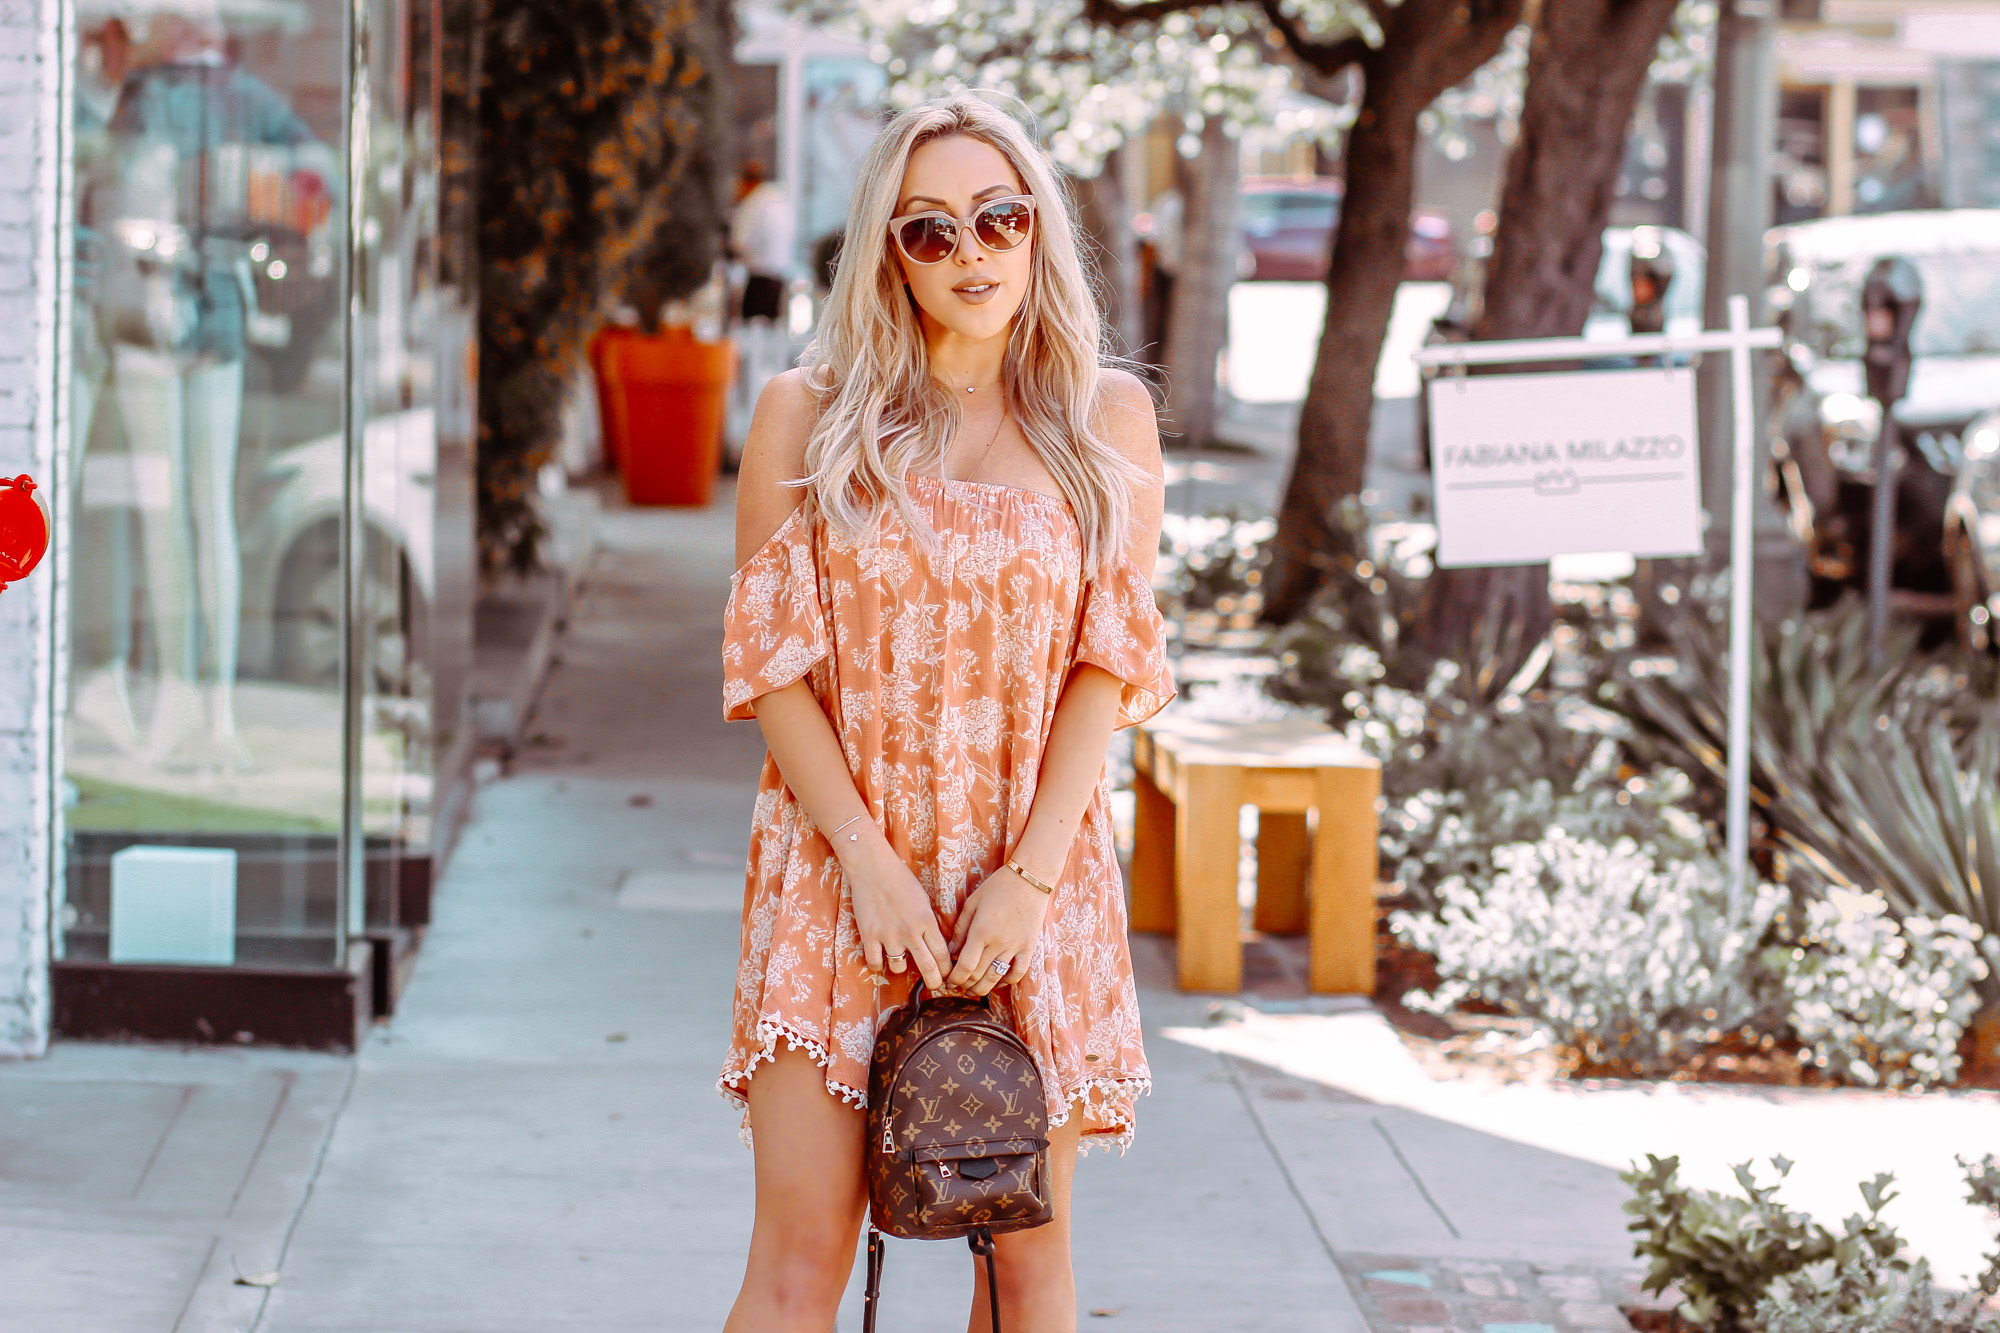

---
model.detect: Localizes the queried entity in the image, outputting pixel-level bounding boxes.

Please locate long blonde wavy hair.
[796,95,1145,574]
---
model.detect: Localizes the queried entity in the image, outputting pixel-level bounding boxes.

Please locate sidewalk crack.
[1372,1115,1461,1239]
[132,1084,194,1199]
[246,1059,360,1331]
[228,1071,296,1218]
[1222,1055,1342,1268]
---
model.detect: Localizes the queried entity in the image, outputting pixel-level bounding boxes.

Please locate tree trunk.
[1075,153,1143,358]
[1411,0,1682,680]
[1261,0,1522,623]
[1161,116,1239,451]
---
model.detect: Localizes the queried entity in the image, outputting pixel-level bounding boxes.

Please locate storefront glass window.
[59,0,445,978]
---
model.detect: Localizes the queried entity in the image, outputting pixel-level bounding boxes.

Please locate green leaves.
[1622,1155,1901,1333]
[1615,598,2000,1003]
[1625,1153,2000,1332]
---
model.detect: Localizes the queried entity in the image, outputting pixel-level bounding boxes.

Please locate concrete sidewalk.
[4,485,1659,1333]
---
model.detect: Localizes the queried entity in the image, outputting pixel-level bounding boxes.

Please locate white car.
[238,407,436,692]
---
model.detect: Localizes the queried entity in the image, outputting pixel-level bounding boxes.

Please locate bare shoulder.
[736,368,822,567]
[745,367,820,472]
[1095,367,1162,475]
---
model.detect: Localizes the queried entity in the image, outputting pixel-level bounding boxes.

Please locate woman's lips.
[952,280,999,305]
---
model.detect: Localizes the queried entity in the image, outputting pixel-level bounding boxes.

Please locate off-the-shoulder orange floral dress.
[719,475,1174,1152]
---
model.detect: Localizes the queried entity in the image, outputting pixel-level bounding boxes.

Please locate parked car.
[237,408,436,693]
[1232,177,1456,283]
[1766,210,2000,603]
[1946,410,2000,653]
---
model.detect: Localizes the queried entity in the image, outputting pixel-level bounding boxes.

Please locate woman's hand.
[946,868,1052,996]
[842,836,952,991]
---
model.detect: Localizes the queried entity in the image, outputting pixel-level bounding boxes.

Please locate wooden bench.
[1129,711,1381,994]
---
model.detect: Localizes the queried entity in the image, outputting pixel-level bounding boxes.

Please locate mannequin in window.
[69,16,143,752]
[103,11,333,768]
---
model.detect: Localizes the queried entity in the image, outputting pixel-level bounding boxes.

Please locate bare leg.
[724,1046,869,1333]
[965,1110,1085,1333]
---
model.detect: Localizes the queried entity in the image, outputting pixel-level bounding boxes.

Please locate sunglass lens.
[974,201,1033,251]
[899,216,957,264]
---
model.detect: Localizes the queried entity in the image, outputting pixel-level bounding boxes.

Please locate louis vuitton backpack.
[862,991,1054,1333]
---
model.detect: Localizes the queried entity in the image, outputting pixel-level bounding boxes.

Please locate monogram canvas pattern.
[718,476,1173,1151]
[865,995,1053,1240]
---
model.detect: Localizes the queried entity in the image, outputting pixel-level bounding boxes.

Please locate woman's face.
[892,135,1034,345]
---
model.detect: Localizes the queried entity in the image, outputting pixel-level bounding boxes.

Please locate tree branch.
[1079,0,1203,26]
[1253,0,1373,75]
[1082,0,1372,77]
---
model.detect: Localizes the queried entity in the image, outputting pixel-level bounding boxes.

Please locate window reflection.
[62,0,375,971]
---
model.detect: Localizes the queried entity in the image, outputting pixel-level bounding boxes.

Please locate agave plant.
[1616,600,2000,997]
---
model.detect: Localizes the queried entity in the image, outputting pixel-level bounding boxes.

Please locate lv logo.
[998,1090,1022,1116]
[916,1096,944,1124]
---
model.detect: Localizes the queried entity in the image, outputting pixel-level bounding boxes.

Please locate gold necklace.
[949,397,1008,484]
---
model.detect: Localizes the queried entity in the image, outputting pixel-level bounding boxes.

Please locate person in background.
[1140,186,1181,368]
[730,159,795,324]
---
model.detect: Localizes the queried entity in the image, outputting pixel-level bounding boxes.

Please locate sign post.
[1414,295,1780,907]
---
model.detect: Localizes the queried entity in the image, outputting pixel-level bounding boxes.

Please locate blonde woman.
[718,96,1173,1332]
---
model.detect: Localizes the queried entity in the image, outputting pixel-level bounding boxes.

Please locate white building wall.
[0,0,63,1058]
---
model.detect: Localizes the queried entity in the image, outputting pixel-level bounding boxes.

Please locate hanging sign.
[0,475,48,593]
[1427,366,1703,568]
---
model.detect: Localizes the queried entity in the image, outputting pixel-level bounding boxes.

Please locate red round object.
[0,474,49,592]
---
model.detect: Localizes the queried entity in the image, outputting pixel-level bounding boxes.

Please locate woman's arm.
[736,372,952,990]
[948,370,1167,994]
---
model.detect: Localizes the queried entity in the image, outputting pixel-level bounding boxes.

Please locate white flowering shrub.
[1393,830,1789,1072]
[1777,892,1990,1089]
[1384,764,1709,910]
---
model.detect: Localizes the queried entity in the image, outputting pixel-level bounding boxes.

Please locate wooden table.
[1129,711,1381,995]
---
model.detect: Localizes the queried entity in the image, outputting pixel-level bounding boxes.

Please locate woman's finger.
[923,921,954,971]
[951,932,1000,992]
[911,938,948,992]
[944,932,980,990]
[971,950,1010,997]
[885,945,908,975]
[863,937,884,975]
[1003,950,1032,986]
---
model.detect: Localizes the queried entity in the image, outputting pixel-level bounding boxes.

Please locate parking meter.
[1862,256,1922,404]
[1861,256,1923,665]
[1628,229,1676,336]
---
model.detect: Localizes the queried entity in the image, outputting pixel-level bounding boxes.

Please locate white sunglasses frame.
[885,195,1038,266]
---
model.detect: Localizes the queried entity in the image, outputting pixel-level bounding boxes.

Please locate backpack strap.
[863,1226,885,1333]
[865,1225,1004,1333]
[969,1226,1001,1333]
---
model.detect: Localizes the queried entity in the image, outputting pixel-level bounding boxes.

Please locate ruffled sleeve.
[1073,557,1177,729]
[722,506,830,721]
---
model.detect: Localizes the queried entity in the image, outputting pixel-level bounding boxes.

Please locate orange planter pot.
[587,325,637,475]
[593,327,735,506]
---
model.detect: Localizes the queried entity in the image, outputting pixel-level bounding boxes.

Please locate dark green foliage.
[1624,1155,1905,1333]
[1613,600,2000,994]
[476,0,732,570]
[1624,1153,2000,1333]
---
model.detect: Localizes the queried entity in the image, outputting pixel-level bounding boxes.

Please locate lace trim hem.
[1049,1072,1151,1156]
[717,1015,869,1148]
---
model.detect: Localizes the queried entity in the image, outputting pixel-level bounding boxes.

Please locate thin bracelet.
[829,813,868,843]
[1006,859,1057,895]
